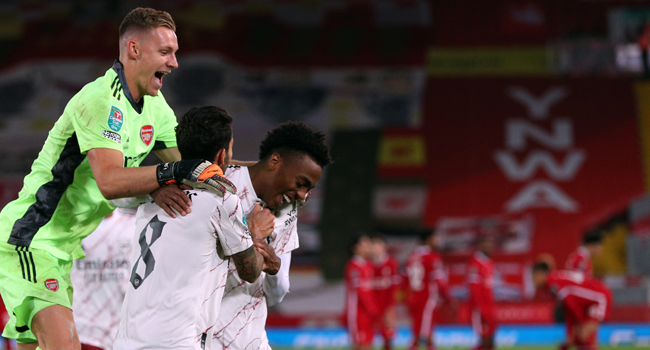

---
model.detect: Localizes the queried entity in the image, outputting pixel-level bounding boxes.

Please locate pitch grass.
[274,347,645,350]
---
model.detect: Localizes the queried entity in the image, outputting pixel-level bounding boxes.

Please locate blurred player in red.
[345,235,381,350]
[532,262,612,350]
[370,234,400,350]
[468,235,496,350]
[404,229,456,350]
[565,230,603,277]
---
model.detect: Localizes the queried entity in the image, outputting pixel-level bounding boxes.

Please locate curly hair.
[119,7,176,37]
[176,106,232,161]
[259,121,332,167]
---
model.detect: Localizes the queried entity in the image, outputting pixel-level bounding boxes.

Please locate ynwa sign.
[423,78,644,261]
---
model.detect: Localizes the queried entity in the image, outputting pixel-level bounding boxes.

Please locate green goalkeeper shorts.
[0,244,73,343]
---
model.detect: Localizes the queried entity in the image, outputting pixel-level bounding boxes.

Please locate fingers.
[159,202,176,219]
[151,185,193,217]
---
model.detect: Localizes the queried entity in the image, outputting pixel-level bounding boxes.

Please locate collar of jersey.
[112,60,144,114]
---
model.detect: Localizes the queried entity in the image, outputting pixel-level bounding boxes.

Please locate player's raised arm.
[231,204,275,283]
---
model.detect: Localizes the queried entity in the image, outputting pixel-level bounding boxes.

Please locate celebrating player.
[70,208,136,350]
[468,235,496,350]
[345,235,380,350]
[113,106,274,349]
[532,262,612,350]
[213,121,332,350]
[0,8,235,349]
[404,229,456,350]
[370,234,400,350]
[565,230,603,277]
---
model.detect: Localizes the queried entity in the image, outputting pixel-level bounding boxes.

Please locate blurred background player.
[532,262,612,350]
[565,230,604,277]
[468,235,496,350]
[70,208,136,350]
[345,234,380,350]
[404,229,455,350]
[213,121,331,350]
[370,234,400,350]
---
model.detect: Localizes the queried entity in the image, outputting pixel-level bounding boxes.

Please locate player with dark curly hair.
[214,121,331,350]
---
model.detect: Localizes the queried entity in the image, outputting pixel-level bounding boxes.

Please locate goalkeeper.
[0,7,234,350]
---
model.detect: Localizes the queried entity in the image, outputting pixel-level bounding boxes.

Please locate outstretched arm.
[263,252,292,306]
[88,148,160,199]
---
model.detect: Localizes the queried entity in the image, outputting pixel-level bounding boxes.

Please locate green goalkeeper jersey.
[0,61,178,261]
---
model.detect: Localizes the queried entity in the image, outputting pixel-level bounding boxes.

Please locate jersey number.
[130,215,167,289]
[407,262,425,291]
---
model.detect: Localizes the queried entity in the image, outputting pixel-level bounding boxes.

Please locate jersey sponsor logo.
[108,106,124,131]
[140,125,154,146]
[102,130,121,143]
[45,278,59,292]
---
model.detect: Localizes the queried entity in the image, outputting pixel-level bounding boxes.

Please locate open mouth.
[282,194,291,204]
[154,71,168,83]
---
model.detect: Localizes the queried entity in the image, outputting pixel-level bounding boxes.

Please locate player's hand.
[156,160,236,196]
[150,185,192,218]
[247,204,274,241]
[254,240,281,275]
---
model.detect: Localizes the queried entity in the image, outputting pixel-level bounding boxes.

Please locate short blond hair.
[119,7,175,37]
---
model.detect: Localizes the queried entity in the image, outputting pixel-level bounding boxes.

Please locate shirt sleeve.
[263,252,292,307]
[71,90,125,154]
[151,93,178,150]
[210,194,253,256]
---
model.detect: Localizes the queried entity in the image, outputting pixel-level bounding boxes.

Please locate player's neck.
[248,161,267,195]
[119,58,143,102]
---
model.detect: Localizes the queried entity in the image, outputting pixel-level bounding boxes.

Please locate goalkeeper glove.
[156,160,236,196]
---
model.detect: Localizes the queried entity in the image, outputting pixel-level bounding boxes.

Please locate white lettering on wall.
[496,87,584,213]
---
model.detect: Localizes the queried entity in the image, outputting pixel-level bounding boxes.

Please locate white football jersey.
[212,166,299,350]
[71,208,136,350]
[113,189,252,350]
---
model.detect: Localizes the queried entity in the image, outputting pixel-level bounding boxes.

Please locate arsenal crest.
[45,278,59,292]
[140,125,154,146]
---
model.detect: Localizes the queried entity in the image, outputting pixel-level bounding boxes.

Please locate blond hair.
[119,7,175,37]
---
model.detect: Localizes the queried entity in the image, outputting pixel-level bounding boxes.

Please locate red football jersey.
[345,256,380,320]
[547,270,612,322]
[405,246,452,306]
[467,251,495,311]
[565,246,593,277]
[371,254,400,310]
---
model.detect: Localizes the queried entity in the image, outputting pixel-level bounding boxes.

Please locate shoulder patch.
[102,130,121,143]
[108,106,124,131]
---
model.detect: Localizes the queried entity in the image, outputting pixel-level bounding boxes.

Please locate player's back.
[405,246,435,303]
[548,270,612,321]
[114,189,237,350]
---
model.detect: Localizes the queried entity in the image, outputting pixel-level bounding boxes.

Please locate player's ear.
[214,148,226,167]
[268,152,282,171]
[127,39,139,59]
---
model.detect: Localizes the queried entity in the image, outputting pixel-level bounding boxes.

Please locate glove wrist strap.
[156,162,176,187]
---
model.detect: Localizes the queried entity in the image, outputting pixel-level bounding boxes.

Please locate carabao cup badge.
[108,106,124,132]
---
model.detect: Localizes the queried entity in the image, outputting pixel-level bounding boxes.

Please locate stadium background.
[1,0,650,348]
